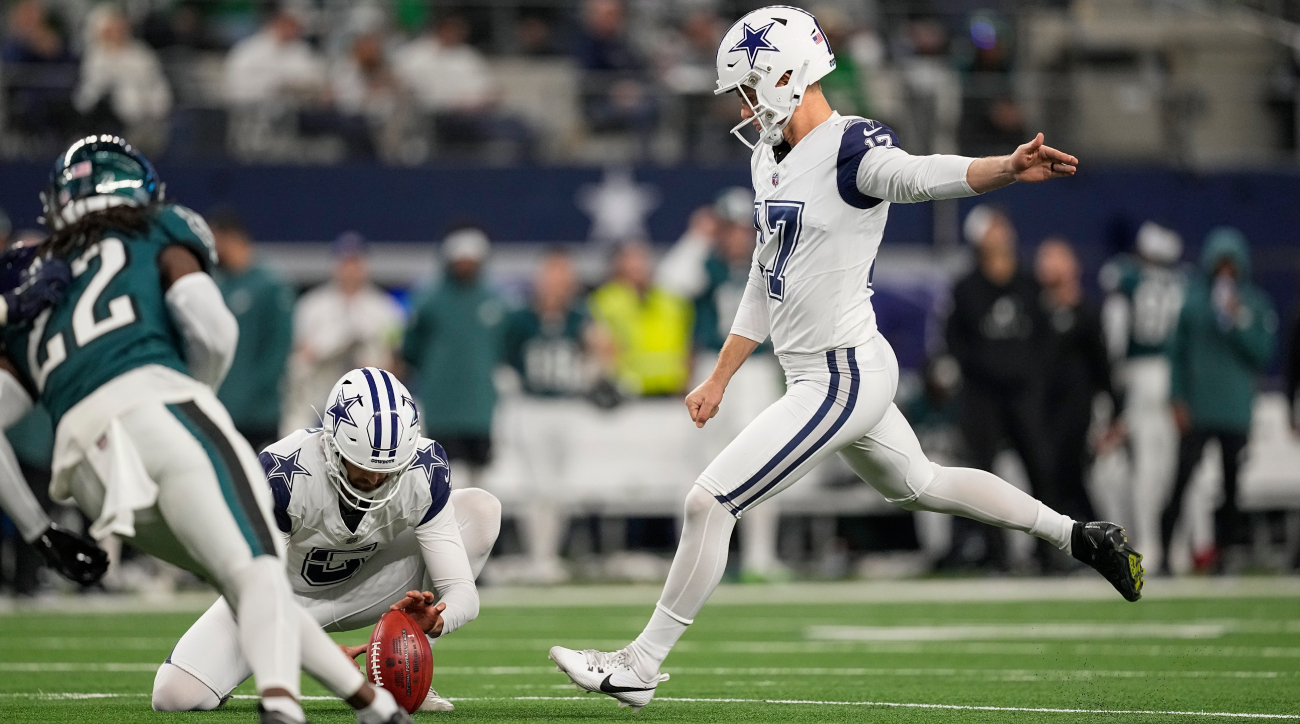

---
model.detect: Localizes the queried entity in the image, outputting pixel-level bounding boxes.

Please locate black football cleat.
[1071,521,1144,602]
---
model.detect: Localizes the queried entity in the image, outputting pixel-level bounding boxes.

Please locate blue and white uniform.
[696,112,977,514]
[160,427,500,704]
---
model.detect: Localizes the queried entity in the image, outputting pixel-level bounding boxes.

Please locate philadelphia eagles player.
[154,367,501,713]
[549,7,1145,711]
[0,136,413,724]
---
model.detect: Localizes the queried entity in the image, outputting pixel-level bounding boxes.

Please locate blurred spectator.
[657,187,786,578]
[1288,289,1300,433]
[1161,227,1278,574]
[896,17,960,155]
[517,12,561,56]
[333,30,415,163]
[223,7,328,106]
[394,14,533,161]
[943,206,1051,571]
[3,0,77,143]
[401,227,507,484]
[957,15,1024,157]
[655,9,729,159]
[73,5,173,155]
[210,210,294,454]
[283,232,403,433]
[812,6,871,118]
[574,0,657,149]
[589,240,692,397]
[1098,221,1186,566]
[0,208,10,248]
[1036,237,1118,527]
[501,248,595,582]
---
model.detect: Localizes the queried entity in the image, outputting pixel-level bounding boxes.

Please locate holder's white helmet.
[714,6,837,148]
[320,367,420,512]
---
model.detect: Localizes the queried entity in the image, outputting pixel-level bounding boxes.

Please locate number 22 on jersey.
[28,238,138,391]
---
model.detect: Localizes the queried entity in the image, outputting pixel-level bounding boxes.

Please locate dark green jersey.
[694,252,772,355]
[3,205,216,425]
[501,306,588,397]
[1099,254,1186,358]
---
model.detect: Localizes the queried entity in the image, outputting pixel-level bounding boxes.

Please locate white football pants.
[153,488,498,710]
[1121,356,1180,567]
[628,336,1073,679]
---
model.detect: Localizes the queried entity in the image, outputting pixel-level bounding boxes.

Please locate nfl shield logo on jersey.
[771,171,779,186]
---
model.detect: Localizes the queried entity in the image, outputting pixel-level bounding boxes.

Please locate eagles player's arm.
[854,132,1078,203]
[389,500,480,637]
[158,244,239,389]
[0,356,109,584]
[686,262,766,428]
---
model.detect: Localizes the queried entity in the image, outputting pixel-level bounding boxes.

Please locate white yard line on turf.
[12,693,1297,718]
[6,662,1287,681]
[806,623,1230,641]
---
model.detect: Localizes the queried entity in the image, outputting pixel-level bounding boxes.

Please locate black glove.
[1,255,72,326]
[33,523,110,586]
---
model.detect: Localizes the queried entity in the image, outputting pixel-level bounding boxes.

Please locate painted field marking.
[11,692,1297,718]
[806,623,1229,641]
[0,663,160,672]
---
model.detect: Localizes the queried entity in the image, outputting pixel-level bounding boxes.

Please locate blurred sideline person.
[1099,221,1185,566]
[224,6,327,107]
[589,241,693,397]
[210,210,294,454]
[658,188,786,579]
[1036,238,1120,527]
[943,206,1052,570]
[283,232,403,434]
[402,228,506,486]
[500,249,597,583]
[153,368,501,713]
[550,8,1143,711]
[0,137,410,724]
[1160,228,1277,574]
[73,4,172,154]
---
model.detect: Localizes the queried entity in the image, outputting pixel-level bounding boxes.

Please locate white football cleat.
[418,689,454,712]
[548,646,669,712]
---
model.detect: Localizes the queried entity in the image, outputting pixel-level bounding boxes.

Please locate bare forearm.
[709,334,761,388]
[965,155,1018,194]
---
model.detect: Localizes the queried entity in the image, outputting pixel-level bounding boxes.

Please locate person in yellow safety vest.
[588,241,693,396]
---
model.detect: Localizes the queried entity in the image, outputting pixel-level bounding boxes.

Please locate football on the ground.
[366,609,433,713]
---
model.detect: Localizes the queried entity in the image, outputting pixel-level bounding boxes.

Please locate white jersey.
[259,428,452,595]
[732,112,976,358]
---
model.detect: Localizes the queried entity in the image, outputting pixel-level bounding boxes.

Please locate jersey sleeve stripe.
[418,441,452,526]
[837,120,894,210]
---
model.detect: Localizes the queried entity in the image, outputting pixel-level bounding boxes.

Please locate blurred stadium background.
[1,0,1300,599]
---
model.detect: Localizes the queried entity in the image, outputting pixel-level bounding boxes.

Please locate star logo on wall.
[730,22,778,69]
[327,390,363,429]
[576,167,660,244]
[410,443,448,484]
[260,449,311,491]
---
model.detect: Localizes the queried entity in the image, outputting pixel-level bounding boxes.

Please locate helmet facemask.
[322,429,414,513]
[716,59,812,149]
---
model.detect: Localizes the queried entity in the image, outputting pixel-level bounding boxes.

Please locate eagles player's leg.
[124,394,409,724]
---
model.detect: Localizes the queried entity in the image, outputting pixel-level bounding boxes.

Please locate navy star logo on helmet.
[729,21,778,69]
[326,389,364,429]
[402,394,419,427]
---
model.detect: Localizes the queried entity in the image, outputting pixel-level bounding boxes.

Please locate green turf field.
[1,579,1297,723]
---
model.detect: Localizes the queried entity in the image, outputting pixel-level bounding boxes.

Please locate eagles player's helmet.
[715,6,837,148]
[42,135,163,231]
[321,368,421,512]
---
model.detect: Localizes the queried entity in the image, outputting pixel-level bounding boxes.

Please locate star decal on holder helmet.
[410,443,448,483]
[261,449,311,490]
[326,389,364,429]
[730,21,778,69]
[402,394,419,427]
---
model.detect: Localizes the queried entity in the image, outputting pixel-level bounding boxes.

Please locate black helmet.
[42,135,163,231]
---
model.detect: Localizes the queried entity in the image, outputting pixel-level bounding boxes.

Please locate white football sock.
[233,556,301,698]
[904,465,1075,551]
[628,485,735,681]
[260,695,305,722]
[356,685,401,724]
[297,606,366,701]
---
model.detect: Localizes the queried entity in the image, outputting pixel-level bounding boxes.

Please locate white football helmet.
[714,6,837,148]
[1135,221,1183,265]
[320,367,421,512]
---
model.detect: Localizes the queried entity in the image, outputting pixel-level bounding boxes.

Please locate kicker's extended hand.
[33,523,109,586]
[1008,133,1077,183]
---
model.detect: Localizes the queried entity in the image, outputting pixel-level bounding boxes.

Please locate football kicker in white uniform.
[154,368,501,713]
[549,6,1146,711]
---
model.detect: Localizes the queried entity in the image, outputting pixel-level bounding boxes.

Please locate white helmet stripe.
[359,367,385,455]
[377,369,400,457]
